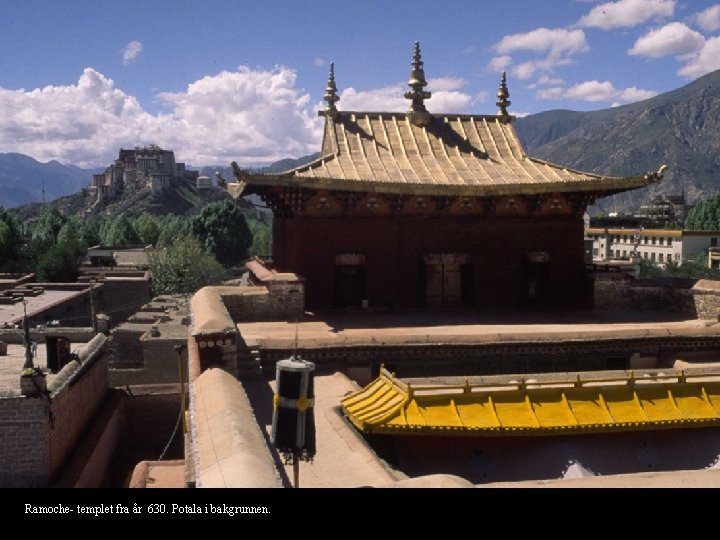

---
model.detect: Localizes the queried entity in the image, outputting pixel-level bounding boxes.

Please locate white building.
[586,228,720,267]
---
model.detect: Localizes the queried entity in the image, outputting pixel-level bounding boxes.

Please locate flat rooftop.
[0,342,76,395]
[0,289,88,326]
[237,310,716,350]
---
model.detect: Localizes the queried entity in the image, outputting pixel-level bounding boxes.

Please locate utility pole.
[22,300,34,370]
[89,280,96,332]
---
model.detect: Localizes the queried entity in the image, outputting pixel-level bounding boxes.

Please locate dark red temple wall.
[273,216,586,309]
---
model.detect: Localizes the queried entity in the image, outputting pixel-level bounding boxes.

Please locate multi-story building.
[586,227,720,266]
[634,194,688,228]
[87,145,198,203]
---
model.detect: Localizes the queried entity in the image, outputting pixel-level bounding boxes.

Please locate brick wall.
[46,335,109,479]
[112,328,145,368]
[220,276,304,322]
[594,275,720,319]
[0,334,109,487]
[0,397,48,487]
[97,277,151,324]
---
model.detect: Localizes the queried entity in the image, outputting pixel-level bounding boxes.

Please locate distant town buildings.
[87,145,198,204]
[586,227,720,267]
[634,193,688,228]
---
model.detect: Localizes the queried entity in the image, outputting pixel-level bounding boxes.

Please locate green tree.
[57,219,82,245]
[0,207,24,271]
[190,200,252,266]
[103,214,140,245]
[77,216,105,247]
[35,238,87,282]
[148,235,225,294]
[685,194,720,231]
[133,213,161,246]
[33,207,67,244]
[157,214,187,248]
[638,258,662,279]
[248,218,272,257]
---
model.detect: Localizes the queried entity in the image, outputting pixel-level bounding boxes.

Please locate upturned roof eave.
[243,171,653,197]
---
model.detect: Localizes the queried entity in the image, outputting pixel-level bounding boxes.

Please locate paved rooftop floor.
[0,342,71,395]
[244,373,397,488]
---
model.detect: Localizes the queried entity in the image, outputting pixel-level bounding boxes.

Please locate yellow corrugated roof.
[248,113,660,197]
[341,368,720,436]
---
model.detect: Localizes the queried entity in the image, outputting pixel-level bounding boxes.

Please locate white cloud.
[495,28,588,59]
[628,22,705,58]
[338,80,472,114]
[122,41,143,65]
[0,66,323,167]
[427,77,466,92]
[694,4,720,33]
[313,58,326,67]
[537,80,657,103]
[489,55,512,73]
[678,36,720,78]
[538,75,564,86]
[491,28,587,81]
[578,0,675,30]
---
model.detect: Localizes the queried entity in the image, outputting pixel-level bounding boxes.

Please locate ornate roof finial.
[404,41,432,127]
[496,71,512,117]
[323,62,340,118]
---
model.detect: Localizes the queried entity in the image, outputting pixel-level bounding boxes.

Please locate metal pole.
[89,280,96,332]
[293,450,300,488]
[22,300,34,370]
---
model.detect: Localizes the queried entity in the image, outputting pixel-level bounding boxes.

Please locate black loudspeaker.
[271,357,316,462]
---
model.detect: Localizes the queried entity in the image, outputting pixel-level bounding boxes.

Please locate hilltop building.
[87,145,198,204]
[228,44,666,311]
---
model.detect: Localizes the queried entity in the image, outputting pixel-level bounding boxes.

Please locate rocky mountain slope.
[514,69,720,213]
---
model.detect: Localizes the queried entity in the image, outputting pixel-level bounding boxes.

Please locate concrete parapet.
[188,368,282,488]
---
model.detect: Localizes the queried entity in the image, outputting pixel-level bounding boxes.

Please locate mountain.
[0,153,101,208]
[9,153,319,221]
[514,69,720,213]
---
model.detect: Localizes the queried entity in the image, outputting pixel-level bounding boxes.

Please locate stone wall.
[220,275,305,322]
[0,334,110,487]
[594,275,720,320]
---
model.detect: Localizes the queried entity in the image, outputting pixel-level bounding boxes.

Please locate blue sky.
[2,0,720,167]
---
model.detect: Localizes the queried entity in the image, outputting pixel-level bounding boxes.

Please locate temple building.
[232,43,665,310]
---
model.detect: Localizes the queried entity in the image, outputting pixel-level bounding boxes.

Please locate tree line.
[0,200,272,293]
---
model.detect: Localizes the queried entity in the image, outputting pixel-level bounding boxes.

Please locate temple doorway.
[423,253,473,308]
[332,253,367,308]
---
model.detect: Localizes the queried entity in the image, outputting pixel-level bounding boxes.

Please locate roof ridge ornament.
[496,71,512,117]
[404,41,432,127]
[323,62,340,119]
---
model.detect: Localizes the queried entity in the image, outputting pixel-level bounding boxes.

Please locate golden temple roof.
[263,112,661,196]
[239,44,665,197]
[341,368,720,436]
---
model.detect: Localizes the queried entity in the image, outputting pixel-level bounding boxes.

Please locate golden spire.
[496,71,512,116]
[404,41,432,127]
[323,62,340,118]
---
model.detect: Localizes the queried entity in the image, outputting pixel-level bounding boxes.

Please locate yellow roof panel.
[341,369,720,436]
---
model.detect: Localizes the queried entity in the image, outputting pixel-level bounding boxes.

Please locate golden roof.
[341,368,720,436]
[239,46,665,197]
[247,111,663,196]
